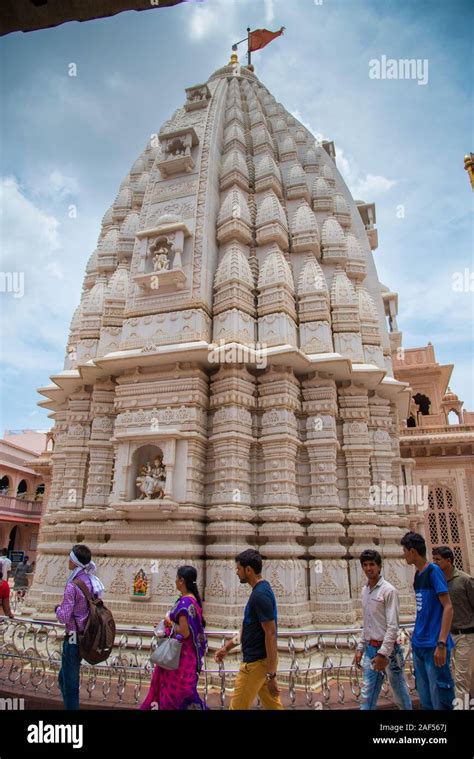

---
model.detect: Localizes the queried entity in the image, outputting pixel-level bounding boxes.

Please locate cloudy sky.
[0,0,472,433]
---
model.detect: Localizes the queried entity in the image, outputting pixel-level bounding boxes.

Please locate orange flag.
[248,27,285,53]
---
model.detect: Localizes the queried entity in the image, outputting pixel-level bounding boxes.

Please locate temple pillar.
[256,366,311,627]
[84,378,116,508]
[303,374,353,624]
[204,366,257,628]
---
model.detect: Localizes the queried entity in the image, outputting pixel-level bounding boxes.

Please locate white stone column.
[204,366,256,628]
[84,379,116,508]
[257,366,311,627]
[303,375,354,624]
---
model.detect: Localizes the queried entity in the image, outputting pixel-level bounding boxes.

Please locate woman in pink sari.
[140,565,208,710]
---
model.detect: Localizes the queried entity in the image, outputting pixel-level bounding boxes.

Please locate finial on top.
[228,50,239,66]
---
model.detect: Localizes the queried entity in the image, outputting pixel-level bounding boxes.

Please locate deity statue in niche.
[150,237,173,272]
[168,137,186,157]
[136,456,166,500]
[188,87,205,102]
[133,568,148,596]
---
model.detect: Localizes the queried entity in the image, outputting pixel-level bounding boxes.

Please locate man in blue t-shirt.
[401,531,455,710]
[214,548,283,709]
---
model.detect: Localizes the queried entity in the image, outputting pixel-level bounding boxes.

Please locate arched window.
[8,525,17,553]
[426,486,465,570]
[413,393,431,415]
[447,410,460,425]
[35,484,45,501]
[0,475,10,495]
[16,480,28,499]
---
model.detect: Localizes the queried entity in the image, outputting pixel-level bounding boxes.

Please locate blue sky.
[0,0,473,432]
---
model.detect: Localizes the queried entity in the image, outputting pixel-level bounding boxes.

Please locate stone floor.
[0,679,420,711]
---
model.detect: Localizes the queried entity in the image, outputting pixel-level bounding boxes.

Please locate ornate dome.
[221,149,249,190]
[130,156,146,176]
[287,163,307,186]
[443,387,460,403]
[101,206,115,227]
[291,202,319,235]
[330,266,357,306]
[256,191,288,229]
[105,261,130,302]
[280,135,297,160]
[214,244,254,288]
[98,228,120,254]
[224,123,246,150]
[321,217,346,247]
[303,147,319,171]
[258,245,294,290]
[85,249,99,274]
[298,256,328,295]
[332,193,351,227]
[217,187,252,227]
[82,274,108,315]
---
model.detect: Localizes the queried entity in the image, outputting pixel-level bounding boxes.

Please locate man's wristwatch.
[436,640,446,648]
[265,672,276,681]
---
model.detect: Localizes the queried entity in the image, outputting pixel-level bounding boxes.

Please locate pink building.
[0,430,52,563]
[393,344,474,573]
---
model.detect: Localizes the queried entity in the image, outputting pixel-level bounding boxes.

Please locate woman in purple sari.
[140,565,208,710]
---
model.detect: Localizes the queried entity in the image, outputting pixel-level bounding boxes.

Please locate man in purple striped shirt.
[55,544,104,710]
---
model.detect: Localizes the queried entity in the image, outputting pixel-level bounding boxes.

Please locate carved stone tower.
[31,55,414,627]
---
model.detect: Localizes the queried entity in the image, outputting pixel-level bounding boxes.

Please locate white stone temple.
[30,53,418,628]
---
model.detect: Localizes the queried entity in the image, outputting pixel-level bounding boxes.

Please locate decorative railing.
[0,616,416,709]
[400,424,474,437]
[0,495,43,518]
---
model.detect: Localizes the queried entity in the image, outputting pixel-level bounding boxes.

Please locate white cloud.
[27,170,79,202]
[351,173,396,198]
[287,120,397,201]
[335,146,396,200]
[0,176,79,373]
[188,2,224,40]
[264,0,275,24]
[0,176,60,270]
[187,0,243,42]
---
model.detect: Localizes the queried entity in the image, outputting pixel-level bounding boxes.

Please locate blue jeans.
[58,638,81,710]
[360,643,413,710]
[412,645,455,710]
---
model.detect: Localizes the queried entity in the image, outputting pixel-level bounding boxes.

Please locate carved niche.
[185,83,211,112]
[134,214,191,293]
[158,127,199,177]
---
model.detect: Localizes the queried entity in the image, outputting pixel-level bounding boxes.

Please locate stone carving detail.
[32,61,410,631]
[150,237,172,271]
[158,127,199,177]
[185,83,211,111]
[136,456,166,500]
[109,566,128,595]
[115,406,203,428]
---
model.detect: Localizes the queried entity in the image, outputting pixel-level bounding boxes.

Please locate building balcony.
[0,495,43,522]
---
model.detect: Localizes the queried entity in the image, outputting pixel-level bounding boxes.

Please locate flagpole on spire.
[247,27,251,67]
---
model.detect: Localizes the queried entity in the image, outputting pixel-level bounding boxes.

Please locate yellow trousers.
[229,659,284,710]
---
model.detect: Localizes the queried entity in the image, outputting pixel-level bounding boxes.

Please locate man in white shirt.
[354,549,412,710]
[0,549,12,579]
